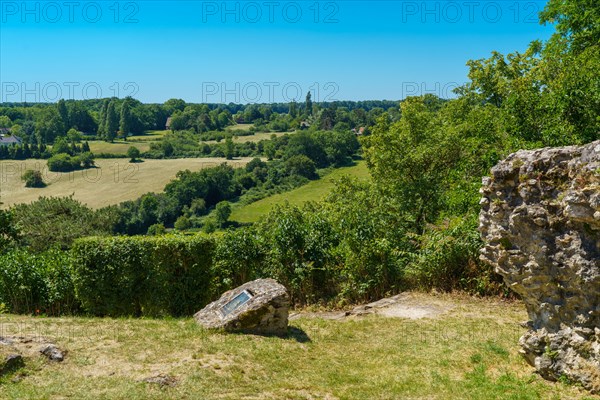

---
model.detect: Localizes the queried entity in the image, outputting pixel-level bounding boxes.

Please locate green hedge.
[71,234,216,317]
[0,250,77,315]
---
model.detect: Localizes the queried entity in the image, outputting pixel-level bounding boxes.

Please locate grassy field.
[88,141,152,155]
[230,161,370,224]
[0,158,254,209]
[201,131,290,145]
[225,123,254,132]
[0,293,596,399]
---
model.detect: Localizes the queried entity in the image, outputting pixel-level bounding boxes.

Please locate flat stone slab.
[289,293,451,321]
[194,278,290,335]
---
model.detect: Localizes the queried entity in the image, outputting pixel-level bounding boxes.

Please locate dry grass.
[0,158,254,209]
[0,293,597,399]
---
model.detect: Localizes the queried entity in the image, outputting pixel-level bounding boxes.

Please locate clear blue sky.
[0,1,554,104]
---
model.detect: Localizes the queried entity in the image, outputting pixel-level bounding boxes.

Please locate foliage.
[21,169,46,188]
[174,215,191,230]
[127,146,141,162]
[71,234,215,316]
[0,210,19,253]
[47,152,95,172]
[0,249,77,315]
[11,196,115,252]
[214,201,232,227]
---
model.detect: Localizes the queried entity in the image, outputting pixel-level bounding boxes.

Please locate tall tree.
[97,99,109,137]
[305,91,313,116]
[289,101,298,118]
[120,99,133,138]
[105,101,119,142]
[57,99,69,132]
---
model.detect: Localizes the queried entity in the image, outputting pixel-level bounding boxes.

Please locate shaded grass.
[230,161,371,223]
[0,294,596,399]
[88,141,151,155]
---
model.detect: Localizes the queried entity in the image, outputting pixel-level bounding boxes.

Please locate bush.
[405,215,504,295]
[21,170,46,188]
[127,146,141,162]
[147,223,166,235]
[71,235,216,317]
[47,153,80,172]
[174,215,191,230]
[0,250,77,315]
[47,153,95,172]
[284,154,318,179]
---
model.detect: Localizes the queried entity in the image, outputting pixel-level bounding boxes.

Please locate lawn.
[0,293,596,399]
[0,158,255,209]
[230,161,370,224]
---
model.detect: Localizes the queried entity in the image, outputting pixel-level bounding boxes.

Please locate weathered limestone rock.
[479,140,600,391]
[40,344,65,362]
[194,278,290,335]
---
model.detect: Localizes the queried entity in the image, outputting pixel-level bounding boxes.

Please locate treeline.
[0,96,398,148]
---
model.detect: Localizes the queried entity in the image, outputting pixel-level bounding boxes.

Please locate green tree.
[105,101,119,142]
[35,107,65,144]
[78,152,95,169]
[52,137,71,155]
[284,154,318,179]
[214,201,232,227]
[174,215,191,230]
[0,210,19,253]
[127,146,141,162]
[57,99,69,130]
[305,91,313,116]
[147,223,166,235]
[11,196,113,251]
[363,96,461,233]
[120,99,133,138]
[224,137,234,160]
[67,128,82,143]
[97,99,109,136]
[21,170,46,188]
[0,116,12,129]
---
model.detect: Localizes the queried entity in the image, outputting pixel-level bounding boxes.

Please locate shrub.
[21,170,46,188]
[127,146,141,162]
[404,215,504,295]
[147,223,166,235]
[284,154,318,179]
[174,215,191,230]
[11,196,114,252]
[71,234,216,317]
[0,250,77,315]
[214,201,232,227]
[47,153,80,172]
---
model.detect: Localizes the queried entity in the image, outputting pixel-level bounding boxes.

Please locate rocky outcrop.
[194,279,290,336]
[479,140,600,391]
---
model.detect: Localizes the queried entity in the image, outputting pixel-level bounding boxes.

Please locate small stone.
[40,344,65,362]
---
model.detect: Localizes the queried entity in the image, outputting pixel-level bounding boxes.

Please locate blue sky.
[0,1,554,103]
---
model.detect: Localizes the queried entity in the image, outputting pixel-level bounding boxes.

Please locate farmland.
[0,158,255,209]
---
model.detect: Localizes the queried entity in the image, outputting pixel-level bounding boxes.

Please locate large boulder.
[479,140,600,391]
[194,279,290,335]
